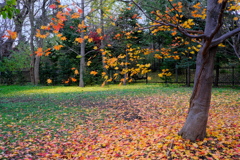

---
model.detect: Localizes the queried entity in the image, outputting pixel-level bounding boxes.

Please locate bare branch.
[211,27,240,47]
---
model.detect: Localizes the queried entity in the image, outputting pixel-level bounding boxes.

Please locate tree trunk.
[79,0,85,87]
[179,0,223,141]
[29,0,35,85]
[34,56,40,84]
[100,0,106,69]
[214,56,220,87]
[178,46,217,141]
[79,40,85,87]
[34,0,48,85]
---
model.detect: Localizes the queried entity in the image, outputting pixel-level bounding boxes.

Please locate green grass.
[0,84,186,140]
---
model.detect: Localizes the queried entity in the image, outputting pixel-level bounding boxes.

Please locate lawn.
[0,84,239,159]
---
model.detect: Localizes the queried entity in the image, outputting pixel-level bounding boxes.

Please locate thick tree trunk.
[178,46,217,141]
[179,0,224,141]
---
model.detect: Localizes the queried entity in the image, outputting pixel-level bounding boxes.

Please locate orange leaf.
[56,33,63,37]
[132,14,138,19]
[35,48,43,56]
[90,71,98,75]
[78,9,83,13]
[60,37,67,40]
[6,30,17,39]
[53,45,64,50]
[71,13,80,19]
[75,38,84,43]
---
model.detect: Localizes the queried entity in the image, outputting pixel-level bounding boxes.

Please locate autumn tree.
[132,0,240,141]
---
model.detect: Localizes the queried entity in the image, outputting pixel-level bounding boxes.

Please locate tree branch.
[211,27,240,47]
[0,2,6,9]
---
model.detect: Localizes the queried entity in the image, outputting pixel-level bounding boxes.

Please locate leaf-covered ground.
[0,85,239,159]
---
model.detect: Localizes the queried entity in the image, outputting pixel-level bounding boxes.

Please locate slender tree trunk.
[79,0,85,87]
[100,0,106,69]
[29,0,35,85]
[34,56,40,84]
[179,0,223,141]
[34,0,47,85]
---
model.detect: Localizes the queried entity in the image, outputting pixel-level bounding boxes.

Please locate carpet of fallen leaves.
[1,89,239,160]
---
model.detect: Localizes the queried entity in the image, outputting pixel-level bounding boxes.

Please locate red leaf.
[49,4,56,9]
[78,9,83,13]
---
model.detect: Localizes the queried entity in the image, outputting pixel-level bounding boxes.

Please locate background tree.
[0,0,19,19]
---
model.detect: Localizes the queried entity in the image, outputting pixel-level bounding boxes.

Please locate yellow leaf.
[88,38,93,43]
[87,61,91,66]
[97,28,102,34]
[46,79,52,84]
[71,13,80,19]
[74,70,79,75]
[233,17,238,21]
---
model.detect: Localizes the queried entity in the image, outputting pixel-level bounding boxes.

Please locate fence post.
[146,73,148,84]
[186,67,190,87]
[232,66,235,87]
[175,65,178,83]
